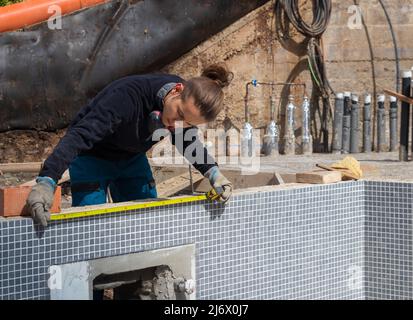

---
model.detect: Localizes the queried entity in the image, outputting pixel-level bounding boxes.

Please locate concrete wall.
[163,0,413,150]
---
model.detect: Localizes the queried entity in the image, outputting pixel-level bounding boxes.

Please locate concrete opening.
[93,265,191,300]
[50,244,196,300]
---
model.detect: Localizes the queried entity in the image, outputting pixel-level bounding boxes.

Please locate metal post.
[332,93,344,154]
[389,96,398,152]
[400,71,411,161]
[363,94,372,153]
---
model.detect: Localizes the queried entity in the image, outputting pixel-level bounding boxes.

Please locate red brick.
[0,186,61,217]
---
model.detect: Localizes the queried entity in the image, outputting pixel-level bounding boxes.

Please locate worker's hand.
[204,167,233,203]
[27,177,56,227]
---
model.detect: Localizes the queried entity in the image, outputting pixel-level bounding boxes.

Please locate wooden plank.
[384,89,413,105]
[0,162,43,173]
[316,164,359,181]
[296,170,342,184]
[19,170,70,187]
[156,170,204,198]
[193,170,281,192]
[274,172,285,185]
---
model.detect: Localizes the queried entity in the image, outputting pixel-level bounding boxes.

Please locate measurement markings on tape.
[51,194,208,221]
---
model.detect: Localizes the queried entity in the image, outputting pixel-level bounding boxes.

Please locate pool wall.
[0,181,411,300]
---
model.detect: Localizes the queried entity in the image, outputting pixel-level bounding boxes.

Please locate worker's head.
[162,63,233,129]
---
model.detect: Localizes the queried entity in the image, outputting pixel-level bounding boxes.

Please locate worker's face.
[162,84,207,130]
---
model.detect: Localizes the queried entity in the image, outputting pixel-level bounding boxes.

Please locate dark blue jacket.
[40,74,217,182]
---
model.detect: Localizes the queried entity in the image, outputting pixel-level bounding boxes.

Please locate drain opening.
[93,265,194,300]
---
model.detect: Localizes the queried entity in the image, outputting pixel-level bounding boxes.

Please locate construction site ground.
[233,151,413,182]
[1,151,413,188]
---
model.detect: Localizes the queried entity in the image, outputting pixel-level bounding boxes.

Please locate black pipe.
[342,92,352,154]
[400,71,411,161]
[350,94,360,154]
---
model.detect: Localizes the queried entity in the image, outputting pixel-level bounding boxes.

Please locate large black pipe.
[400,71,411,161]
[342,92,352,154]
[350,94,360,154]
[0,0,269,132]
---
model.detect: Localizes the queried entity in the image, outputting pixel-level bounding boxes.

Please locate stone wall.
[163,0,413,151]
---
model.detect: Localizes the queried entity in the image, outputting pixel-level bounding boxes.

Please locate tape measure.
[50,192,214,222]
[206,188,223,202]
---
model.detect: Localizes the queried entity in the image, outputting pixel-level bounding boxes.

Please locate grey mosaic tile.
[0,181,411,300]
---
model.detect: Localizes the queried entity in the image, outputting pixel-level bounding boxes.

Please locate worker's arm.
[171,127,232,203]
[170,126,217,175]
[28,88,135,226]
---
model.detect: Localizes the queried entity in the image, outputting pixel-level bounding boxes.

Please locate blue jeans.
[69,154,157,207]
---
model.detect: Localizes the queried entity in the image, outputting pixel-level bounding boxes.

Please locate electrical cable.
[378,0,400,92]
[353,0,377,150]
[276,0,332,38]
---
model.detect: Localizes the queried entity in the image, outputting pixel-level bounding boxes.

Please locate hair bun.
[201,63,234,88]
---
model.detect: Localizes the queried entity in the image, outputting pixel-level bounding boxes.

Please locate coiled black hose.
[275,0,332,38]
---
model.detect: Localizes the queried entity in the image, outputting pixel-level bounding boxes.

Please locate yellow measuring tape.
[50,194,208,221]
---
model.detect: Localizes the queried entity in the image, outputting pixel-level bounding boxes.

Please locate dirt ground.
[0,130,66,164]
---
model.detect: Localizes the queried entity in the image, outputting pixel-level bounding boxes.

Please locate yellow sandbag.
[331,156,363,180]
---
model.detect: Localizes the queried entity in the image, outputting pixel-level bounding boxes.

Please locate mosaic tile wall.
[364,181,413,300]
[0,180,410,300]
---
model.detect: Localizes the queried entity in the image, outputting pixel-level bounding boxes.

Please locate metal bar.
[188,165,194,194]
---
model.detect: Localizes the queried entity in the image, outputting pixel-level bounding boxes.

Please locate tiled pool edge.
[0,180,411,300]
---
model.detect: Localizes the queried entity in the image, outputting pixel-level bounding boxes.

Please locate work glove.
[27,177,56,227]
[204,166,233,204]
